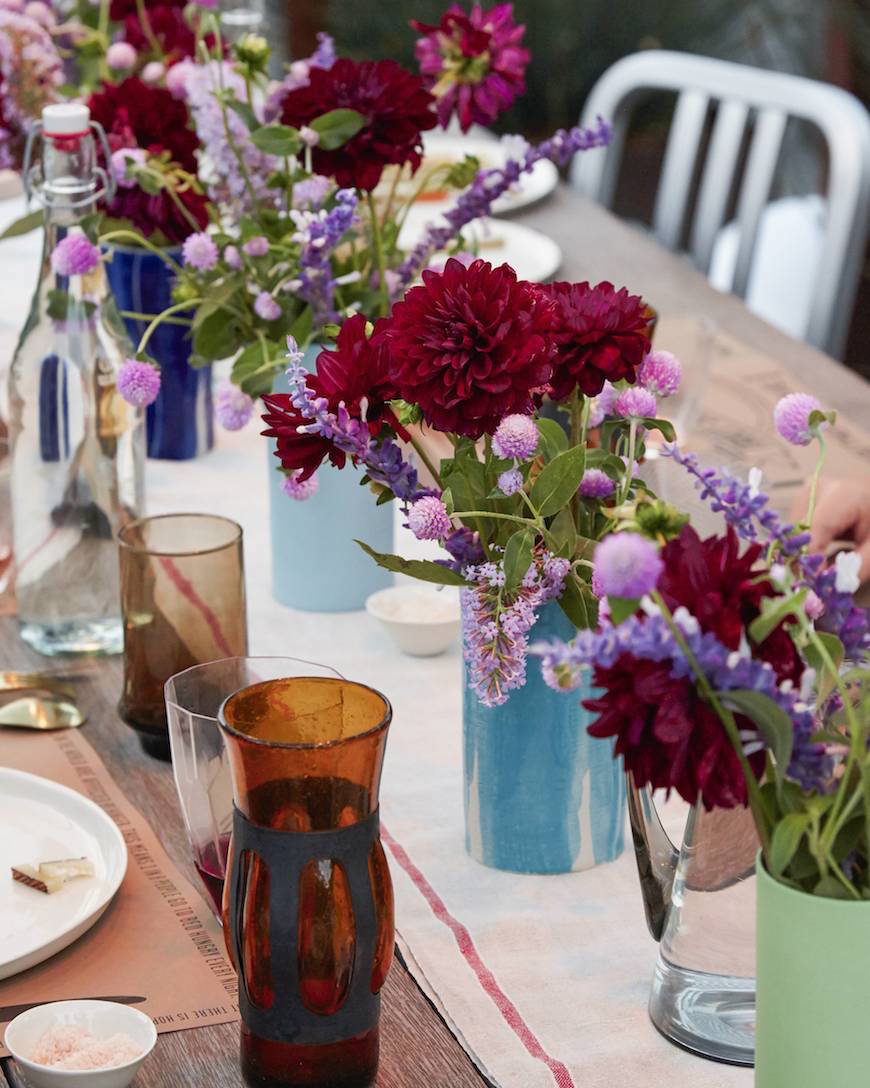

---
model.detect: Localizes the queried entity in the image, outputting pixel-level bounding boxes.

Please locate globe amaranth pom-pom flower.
[638,349,681,397]
[408,496,452,540]
[614,386,657,420]
[117,359,161,407]
[214,380,253,431]
[498,468,524,496]
[593,533,663,599]
[385,258,555,438]
[579,468,614,499]
[277,58,437,190]
[773,392,824,446]
[540,281,651,401]
[182,231,218,271]
[282,470,319,501]
[50,235,100,277]
[254,292,281,321]
[492,414,539,460]
[412,3,530,131]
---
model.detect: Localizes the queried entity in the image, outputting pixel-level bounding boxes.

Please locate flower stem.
[407,430,443,489]
[136,0,164,58]
[803,432,827,530]
[452,510,539,527]
[367,192,389,317]
[120,309,192,327]
[100,231,184,274]
[136,298,203,356]
[619,419,638,505]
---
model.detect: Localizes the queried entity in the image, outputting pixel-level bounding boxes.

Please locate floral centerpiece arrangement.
[531,394,870,1079]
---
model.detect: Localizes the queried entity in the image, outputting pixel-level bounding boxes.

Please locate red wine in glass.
[194,834,230,919]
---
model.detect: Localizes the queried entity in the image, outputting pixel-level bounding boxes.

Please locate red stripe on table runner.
[381,825,577,1088]
[157,556,235,658]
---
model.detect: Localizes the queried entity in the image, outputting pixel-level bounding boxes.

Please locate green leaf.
[812,875,853,899]
[310,108,366,150]
[250,123,302,156]
[231,340,279,397]
[536,417,567,461]
[607,596,639,625]
[227,97,259,131]
[444,154,480,188]
[557,576,598,630]
[0,209,42,240]
[769,812,810,878]
[720,689,794,777]
[355,541,468,586]
[548,506,577,558]
[288,304,314,349]
[503,529,534,592]
[639,417,676,442]
[804,631,845,676]
[748,589,807,645]
[530,446,586,517]
[441,488,454,515]
[375,488,396,506]
[194,308,239,362]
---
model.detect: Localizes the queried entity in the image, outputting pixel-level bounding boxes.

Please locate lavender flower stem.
[367,192,389,318]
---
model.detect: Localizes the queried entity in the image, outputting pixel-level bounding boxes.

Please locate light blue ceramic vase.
[463,600,625,873]
[266,350,393,612]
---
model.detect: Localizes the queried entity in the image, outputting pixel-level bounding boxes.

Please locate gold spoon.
[0,696,86,730]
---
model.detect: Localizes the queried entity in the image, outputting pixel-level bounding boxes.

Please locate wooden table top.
[1,186,868,1088]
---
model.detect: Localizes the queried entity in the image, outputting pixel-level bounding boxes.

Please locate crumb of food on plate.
[10,864,63,894]
[39,857,96,882]
[31,1024,143,1070]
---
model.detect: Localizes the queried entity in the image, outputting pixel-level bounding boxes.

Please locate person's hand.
[792,478,870,585]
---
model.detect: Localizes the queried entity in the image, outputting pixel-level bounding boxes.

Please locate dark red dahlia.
[413,3,530,131]
[262,315,406,481]
[657,526,803,684]
[88,77,199,170]
[384,258,555,438]
[585,657,763,809]
[541,281,651,401]
[108,179,209,244]
[109,0,184,19]
[277,58,437,191]
[120,5,199,62]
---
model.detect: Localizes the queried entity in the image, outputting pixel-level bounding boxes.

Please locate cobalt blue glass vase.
[463,600,625,873]
[266,351,393,612]
[105,244,213,460]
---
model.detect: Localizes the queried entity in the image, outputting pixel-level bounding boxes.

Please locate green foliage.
[250,124,302,157]
[356,541,469,586]
[530,446,586,517]
[309,108,367,150]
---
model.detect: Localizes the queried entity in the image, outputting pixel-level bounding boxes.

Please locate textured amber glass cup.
[118,513,248,760]
[219,677,394,1088]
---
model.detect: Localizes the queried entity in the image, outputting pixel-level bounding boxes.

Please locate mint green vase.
[756,857,870,1085]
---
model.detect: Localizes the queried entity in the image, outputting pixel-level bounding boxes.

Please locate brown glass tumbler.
[119,513,248,760]
[219,677,395,1088]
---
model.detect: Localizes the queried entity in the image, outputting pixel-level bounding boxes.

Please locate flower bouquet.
[261,247,685,870]
[532,393,870,1075]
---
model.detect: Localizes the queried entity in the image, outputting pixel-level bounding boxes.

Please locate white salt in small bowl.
[5,1000,156,1088]
[366,585,461,657]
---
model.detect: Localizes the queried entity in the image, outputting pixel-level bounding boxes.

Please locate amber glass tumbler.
[219,677,394,1088]
[119,513,248,759]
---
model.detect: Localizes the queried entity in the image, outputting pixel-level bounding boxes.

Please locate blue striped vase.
[463,600,625,873]
[105,244,213,460]
[266,352,393,612]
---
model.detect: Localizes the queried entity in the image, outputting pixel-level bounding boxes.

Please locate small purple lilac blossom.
[117,359,160,407]
[289,189,358,325]
[492,414,539,461]
[462,549,571,706]
[530,610,830,791]
[50,234,100,277]
[593,533,663,598]
[408,496,452,541]
[774,393,824,446]
[579,469,614,499]
[182,232,219,271]
[638,350,681,397]
[214,380,253,431]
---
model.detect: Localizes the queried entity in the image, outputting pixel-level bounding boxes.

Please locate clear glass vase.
[7,104,144,654]
[628,775,758,1065]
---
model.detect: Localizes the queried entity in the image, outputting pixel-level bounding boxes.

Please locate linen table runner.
[0,728,238,1056]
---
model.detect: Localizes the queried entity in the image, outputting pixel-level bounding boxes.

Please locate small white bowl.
[366,585,461,657]
[5,1000,157,1088]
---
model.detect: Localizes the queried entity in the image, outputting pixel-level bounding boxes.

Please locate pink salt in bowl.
[4,1000,156,1088]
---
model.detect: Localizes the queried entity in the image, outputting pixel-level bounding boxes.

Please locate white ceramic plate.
[0,769,128,981]
[400,208,562,284]
[420,132,559,215]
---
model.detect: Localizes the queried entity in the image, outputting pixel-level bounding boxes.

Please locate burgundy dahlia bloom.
[585,657,763,809]
[412,3,530,131]
[541,281,652,401]
[385,258,555,438]
[261,315,406,481]
[656,526,803,684]
[277,58,437,190]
